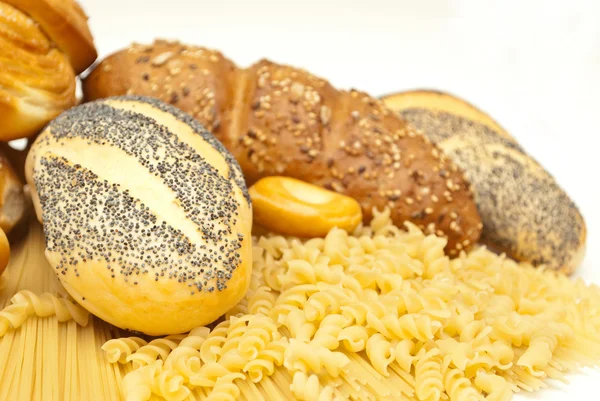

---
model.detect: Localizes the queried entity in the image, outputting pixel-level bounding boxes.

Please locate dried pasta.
[0,290,89,337]
[2,211,600,401]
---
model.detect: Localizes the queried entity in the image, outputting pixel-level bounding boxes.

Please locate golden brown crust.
[2,0,96,73]
[0,150,26,234]
[82,41,483,253]
[82,40,238,138]
[0,227,9,276]
[381,89,511,140]
[0,2,77,140]
[382,90,586,273]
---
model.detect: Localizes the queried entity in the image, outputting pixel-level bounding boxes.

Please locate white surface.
[79,1,600,399]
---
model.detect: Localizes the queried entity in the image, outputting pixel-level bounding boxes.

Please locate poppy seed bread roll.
[25,96,252,335]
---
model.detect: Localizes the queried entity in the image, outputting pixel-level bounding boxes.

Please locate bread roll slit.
[37,138,212,249]
[104,99,231,179]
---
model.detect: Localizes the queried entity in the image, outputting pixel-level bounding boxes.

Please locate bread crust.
[0,227,9,276]
[25,96,253,335]
[382,90,586,273]
[0,2,77,140]
[83,41,483,254]
[0,150,26,234]
[3,0,96,73]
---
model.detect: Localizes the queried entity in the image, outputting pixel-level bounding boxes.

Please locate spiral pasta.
[205,377,241,401]
[122,361,161,401]
[102,207,600,401]
[366,333,395,376]
[290,371,338,401]
[0,290,89,337]
[127,336,185,368]
[442,357,481,401]
[102,337,148,364]
[243,337,288,382]
[415,348,444,401]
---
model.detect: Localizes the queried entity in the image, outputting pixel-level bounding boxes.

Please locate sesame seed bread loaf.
[382,90,586,273]
[25,96,253,335]
[0,0,96,140]
[82,40,482,255]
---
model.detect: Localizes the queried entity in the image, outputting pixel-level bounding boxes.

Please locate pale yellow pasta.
[337,325,369,353]
[380,313,443,342]
[127,336,185,368]
[0,302,29,336]
[0,290,89,337]
[83,207,600,401]
[393,339,422,372]
[151,367,190,401]
[517,323,572,375]
[122,361,161,401]
[311,314,348,350]
[366,333,395,376]
[442,356,482,401]
[246,285,276,316]
[415,348,444,401]
[283,339,349,377]
[190,362,244,388]
[474,371,512,401]
[290,371,340,401]
[102,337,148,364]
[205,377,241,401]
[243,337,288,382]
[163,347,201,383]
[278,309,316,342]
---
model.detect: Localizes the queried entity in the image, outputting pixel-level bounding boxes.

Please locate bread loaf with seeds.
[82,40,482,254]
[381,90,586,273]
[25,96,253,335]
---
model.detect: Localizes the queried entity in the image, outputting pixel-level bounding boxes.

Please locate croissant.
[0,0,96,140]
[82,40,482,253]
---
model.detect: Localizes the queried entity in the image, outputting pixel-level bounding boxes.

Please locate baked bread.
[0,227,9,276]
[381,90,586,273]
[0,0,96,141]
[0,150,26,234]
[83,40,482,255]
[2,0,96,74]
[249,176,363,237]
[25,96,253,335]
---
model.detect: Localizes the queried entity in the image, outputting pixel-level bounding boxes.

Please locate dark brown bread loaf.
[82,40,482,254]
[382,90,586,273]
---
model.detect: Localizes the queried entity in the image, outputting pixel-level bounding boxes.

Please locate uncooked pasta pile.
[1,211,600,401]
[104,209,600,401]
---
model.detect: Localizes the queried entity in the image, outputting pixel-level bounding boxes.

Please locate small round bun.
[25,96,252,335]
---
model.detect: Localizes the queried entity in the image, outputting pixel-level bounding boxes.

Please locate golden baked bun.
[0,0,96,140]
[249,176,363,237]
[25,96,253,335]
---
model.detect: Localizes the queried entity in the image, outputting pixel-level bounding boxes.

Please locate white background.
[79,1,600,399]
